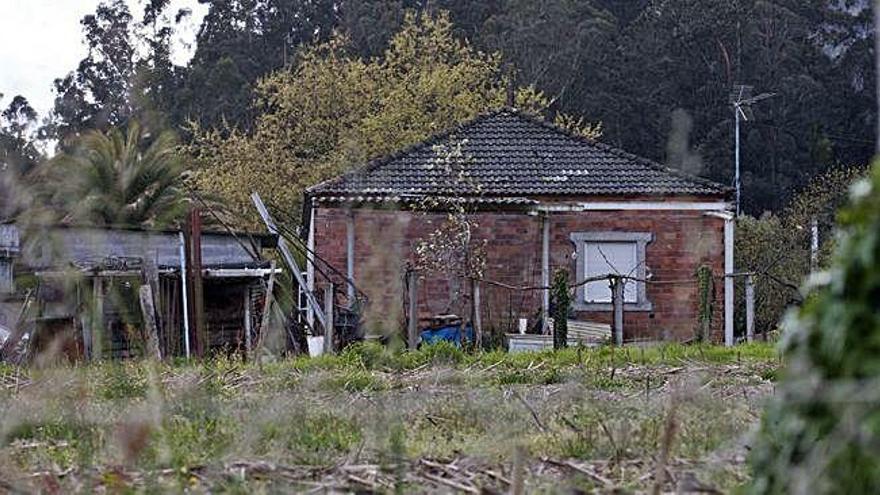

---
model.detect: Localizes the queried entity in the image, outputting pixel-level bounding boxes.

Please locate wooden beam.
[611,276,624,346]
[251,192,326,328]
[188,208,206,357]
[92,277,104,360]
[255,261,277,363]
[244,286,252,354]
[138,284,162,360]
[142,255,162,355]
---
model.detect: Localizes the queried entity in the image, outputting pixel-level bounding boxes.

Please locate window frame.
[569,231,653,312]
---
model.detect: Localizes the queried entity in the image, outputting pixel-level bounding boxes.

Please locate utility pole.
[731,85,775,216]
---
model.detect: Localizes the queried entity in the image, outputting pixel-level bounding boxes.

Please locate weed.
[256,411,362,464]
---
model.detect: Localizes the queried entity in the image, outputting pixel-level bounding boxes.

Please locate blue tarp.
[420,324,474,347]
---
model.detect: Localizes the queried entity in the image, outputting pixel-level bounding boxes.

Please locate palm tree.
[48,122,188,228]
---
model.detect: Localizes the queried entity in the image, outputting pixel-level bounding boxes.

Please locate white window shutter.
[584,242,638,303]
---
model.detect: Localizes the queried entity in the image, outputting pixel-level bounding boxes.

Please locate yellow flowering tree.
[188,11,593,229]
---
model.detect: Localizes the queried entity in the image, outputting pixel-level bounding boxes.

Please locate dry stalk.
[511,445,526,495]
[509,388,546,432]
[652,390,680,495]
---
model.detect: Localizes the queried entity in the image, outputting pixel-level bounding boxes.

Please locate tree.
[43,0,191,143]
[561,0,875,214]
[170,0,339,132]
[0,94,43,221]
[187,11,559,228]
[39,123,188,228]
[43,0,137,142]
[735,165,866,335]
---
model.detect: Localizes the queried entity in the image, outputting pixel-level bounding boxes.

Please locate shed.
[3,224,279,360]
[304,108,735,344]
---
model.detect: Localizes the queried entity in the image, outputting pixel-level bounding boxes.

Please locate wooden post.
[142,255,162,355]
[407,270,418,350]
[472,278,482,351]
[255,261,276,362]
[92,277,104,360]
[611,276,624,346]
[244,286,252,354]
[79,283,92,360]
[138,284,162,360]
[323,283,335,354]
[189,208,206,356]
[745,274,755,343]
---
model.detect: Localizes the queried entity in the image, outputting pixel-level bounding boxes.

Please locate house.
[1,224,279,360]
[304,108,736,344]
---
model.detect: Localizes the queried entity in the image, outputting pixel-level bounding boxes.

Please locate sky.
[0,0,207,120]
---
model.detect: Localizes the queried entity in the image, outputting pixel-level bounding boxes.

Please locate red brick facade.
[312,201,726,342]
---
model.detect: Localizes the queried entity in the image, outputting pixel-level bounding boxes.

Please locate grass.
[0,341,779,492]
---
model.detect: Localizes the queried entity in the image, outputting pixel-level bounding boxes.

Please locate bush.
[736,166,866,336]
[748,162,880,494]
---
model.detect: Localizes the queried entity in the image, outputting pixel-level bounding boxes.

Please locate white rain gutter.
[532,201,732,213]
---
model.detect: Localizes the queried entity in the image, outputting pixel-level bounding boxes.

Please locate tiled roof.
[308,109,729,201]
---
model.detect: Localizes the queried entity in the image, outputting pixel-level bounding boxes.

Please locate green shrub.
[748,162,880,494]
[736,166,866,336]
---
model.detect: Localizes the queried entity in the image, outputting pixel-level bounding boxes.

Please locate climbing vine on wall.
[551,269,571,350]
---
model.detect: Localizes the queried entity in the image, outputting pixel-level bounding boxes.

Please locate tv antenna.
[730,85,775,216]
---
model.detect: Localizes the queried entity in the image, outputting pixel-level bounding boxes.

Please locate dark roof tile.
[309,109,729,199]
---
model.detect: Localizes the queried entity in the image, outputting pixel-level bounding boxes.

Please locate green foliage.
[0,94,43,220]
[33,122,188,228]
[257,411,362,464]
[551,269,571,350]
[162,399,236,469]
[5,417,102,470]
[748,161,880,493]
[322,369,388,392]
[96,362,148,400]
[736,166,867,334]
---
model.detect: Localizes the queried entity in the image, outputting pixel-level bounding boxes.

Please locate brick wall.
[312,204,726,342]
